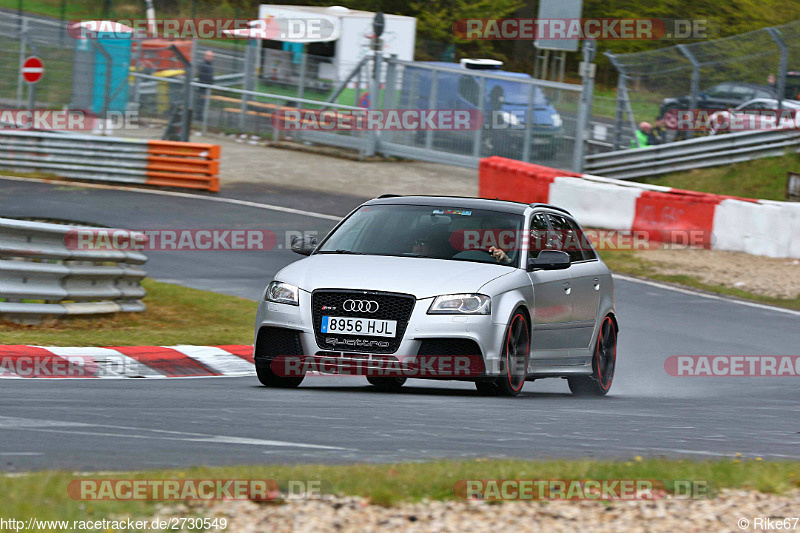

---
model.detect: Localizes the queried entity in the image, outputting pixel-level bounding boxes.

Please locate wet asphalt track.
[0,177,798,472]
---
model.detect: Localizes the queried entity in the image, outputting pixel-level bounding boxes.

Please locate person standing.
[195,50,214,120]
[630,121,652,148]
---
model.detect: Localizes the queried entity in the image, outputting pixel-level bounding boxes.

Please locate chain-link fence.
[1,12,602,171]
[0,14,81,110]
[606,20,800,150]
[380,58,582,169]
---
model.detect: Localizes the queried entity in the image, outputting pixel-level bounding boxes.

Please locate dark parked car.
[660,82,777,115]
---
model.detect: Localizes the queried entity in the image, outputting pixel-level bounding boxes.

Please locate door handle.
[593,278,600,291]
[563,282,571,295]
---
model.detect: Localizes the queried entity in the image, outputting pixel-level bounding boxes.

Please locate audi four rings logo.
[342,299,379,313]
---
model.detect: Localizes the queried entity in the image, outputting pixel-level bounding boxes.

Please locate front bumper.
[254,291,510,378]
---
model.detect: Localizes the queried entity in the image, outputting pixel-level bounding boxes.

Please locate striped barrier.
[479,156,800,259]
[0,345,254,378]
[0,131,220,192]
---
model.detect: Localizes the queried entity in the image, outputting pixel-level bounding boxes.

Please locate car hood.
[276,254,515,299]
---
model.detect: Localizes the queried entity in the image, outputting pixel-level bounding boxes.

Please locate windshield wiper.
[318,249,364,255]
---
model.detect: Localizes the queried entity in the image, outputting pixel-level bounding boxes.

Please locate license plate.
[321,316,397,338]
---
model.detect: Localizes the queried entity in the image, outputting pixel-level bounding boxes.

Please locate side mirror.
[527,250,571,271]
[290,235,318,256]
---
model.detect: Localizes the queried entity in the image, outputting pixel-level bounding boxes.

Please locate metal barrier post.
[767,27,788,109]
[606,52,627,150]
[425,71,438,151]
[16,18,27,108]
[169,44,192,142]
[472,76,486,158]
[521,83,534,163]
[382,54,398,145]
[297,49,307,101]
[202,87,211,135]
[677,44,700,139]
[90,41,113,129]
[365,51,383,157]
[573,40,596,171]
[239,39,256,132]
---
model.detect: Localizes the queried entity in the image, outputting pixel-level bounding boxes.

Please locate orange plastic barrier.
[631,191,719,248]
[479,156,581,204]
[144,140,220,192]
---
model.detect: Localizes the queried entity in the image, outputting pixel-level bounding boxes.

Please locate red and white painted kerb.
[479,157,800,258]
[0,345,254,378]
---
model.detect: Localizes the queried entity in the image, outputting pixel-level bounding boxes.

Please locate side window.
[528,213,550,259]
[566,217,597,261]
[458,76,480,107]
[706,83,731,98]
[547,214,583,263]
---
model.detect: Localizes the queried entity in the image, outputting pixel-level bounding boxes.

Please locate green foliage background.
[9,0,800,84]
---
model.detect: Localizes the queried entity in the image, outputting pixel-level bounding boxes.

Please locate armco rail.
[583,128,800,180]
[0,130,220,192]
[480,157,800,259]
[0,218,148,317]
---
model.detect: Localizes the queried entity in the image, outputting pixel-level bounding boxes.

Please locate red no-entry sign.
[22,56,44,84]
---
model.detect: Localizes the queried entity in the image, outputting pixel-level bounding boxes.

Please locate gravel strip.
[154,490,800,532]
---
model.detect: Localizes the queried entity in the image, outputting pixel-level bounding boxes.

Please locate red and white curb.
[479,157,800,259]
[0,345,254,378]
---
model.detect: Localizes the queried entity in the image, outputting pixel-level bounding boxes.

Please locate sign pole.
[27,83,35,111]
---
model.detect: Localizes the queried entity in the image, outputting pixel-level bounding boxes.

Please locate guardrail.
[0,130,220,192]
[584,128,800,180]
[0,218,148,318]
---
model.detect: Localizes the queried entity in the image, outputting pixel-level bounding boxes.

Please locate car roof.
[363,195,571,216]
[711,82,774,89]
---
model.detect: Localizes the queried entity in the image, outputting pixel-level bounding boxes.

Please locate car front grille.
[311,289,415,354]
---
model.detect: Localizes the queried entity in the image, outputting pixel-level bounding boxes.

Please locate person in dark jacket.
[649,115,667,145]
[195,51,214,120]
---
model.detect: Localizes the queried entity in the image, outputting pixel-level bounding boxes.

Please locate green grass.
[1,458,798,522]
[593,86,661,121]
[599,249,800,310]
[0,279,256,346]
[636,152,800,201]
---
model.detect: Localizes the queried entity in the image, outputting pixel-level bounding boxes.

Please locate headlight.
[428,294,491,315]
[266,281,299,306]
[551,113,562,128]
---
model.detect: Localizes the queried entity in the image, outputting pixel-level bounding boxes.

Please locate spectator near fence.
[630,122,652,149]
[195,51,214,119]
[648,116,667,145]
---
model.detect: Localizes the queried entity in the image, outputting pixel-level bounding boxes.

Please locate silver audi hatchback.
[254,196,618,397]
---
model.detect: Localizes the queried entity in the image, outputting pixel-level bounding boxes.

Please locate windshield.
[317,204,524,266]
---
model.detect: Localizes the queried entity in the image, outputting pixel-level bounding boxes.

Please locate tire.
[367,376,407,391]
[256,361,304,388]
[475,310,530,397]
[568,316,617,396]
